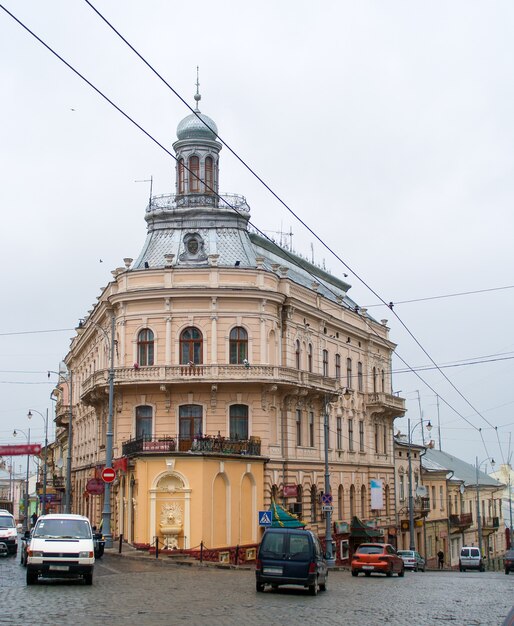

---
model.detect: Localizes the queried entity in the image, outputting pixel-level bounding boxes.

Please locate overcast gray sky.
[1,0,513,475]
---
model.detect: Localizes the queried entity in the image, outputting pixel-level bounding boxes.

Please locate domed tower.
[173,79,221,205]
[133,75,255,270]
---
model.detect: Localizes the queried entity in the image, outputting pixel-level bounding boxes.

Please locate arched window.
[322,349,329,377]
[373,367,377,393]
[205,156,213,193]
[361,485,367,518]
[347,358,353,388]
[310,485,318,522]
[137,328,154,366]
[385,484,390,516]
[230,404,248,439]
[307,344,313,372]
[135,405,152,439]
[349,485,355,518]
[357,361,363,391]
[229,327,248,364]
[189,156,200,192]
[381,369,385,392]
[178,158,185,194]
[295,340,301,369]
[180,327,203,364]
[338,484,344,520]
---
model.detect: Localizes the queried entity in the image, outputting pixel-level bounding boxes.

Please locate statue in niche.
[159,502,183,550]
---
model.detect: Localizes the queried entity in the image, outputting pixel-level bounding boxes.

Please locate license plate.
[362,565,374,570]
[49,565,69,571]
[263,566,283,575]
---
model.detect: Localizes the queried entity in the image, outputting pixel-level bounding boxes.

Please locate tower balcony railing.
[81,364,343,401]
[122,434,262,458]
[147,192,250,213]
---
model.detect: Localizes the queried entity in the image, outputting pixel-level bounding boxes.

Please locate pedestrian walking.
[437,550,444,569]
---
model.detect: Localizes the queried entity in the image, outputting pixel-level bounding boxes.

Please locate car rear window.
[357,545,383,554]
[470,549,480,557]
[398,551,414,557]
[260,532,286,557]
[288,533,311,561]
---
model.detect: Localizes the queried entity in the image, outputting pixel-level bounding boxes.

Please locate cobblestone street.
[1,549,512,626]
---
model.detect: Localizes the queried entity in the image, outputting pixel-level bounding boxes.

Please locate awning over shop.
[270,500,306,528]
[350,516,383,539]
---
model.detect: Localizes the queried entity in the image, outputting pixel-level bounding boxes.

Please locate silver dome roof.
[176,112,218,141]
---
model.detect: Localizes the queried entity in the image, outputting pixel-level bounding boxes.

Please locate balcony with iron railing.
[81,364,342,403]
[449,512,473,530]
[122,434,262,458]
[482,516,500,531]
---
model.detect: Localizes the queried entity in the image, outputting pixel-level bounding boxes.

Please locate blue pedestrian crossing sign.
[258,510,272,526]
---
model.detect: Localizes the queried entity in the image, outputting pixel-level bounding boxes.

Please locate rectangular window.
[322,350,329,377]
[309,412,315,448]
[375,424,379,452]
[136,405,153,439]
[399,474,405,501]
[348,419,354,452]
[230,404,249,439]
[335,354,341,380]
[337,416,342,449]
[296,409,302,446]
[383,424,387,454]
[439,486,444,510]
[346,358,353,388]
[357,361,363,391]
[359,421,364,452]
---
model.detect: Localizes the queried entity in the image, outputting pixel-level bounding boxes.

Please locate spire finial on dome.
[194,66,201,111]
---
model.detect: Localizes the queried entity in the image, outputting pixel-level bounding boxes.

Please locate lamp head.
[27,411,33,420]
[491,458,495,468]
[426,421,433,432]
[13,429,18,437]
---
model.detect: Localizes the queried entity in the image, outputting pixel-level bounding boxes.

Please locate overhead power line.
[364,284,514,308]
[1,3,501,461]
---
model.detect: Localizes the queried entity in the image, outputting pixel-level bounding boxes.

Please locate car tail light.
[308,561,316,574]
[256,559,261,571]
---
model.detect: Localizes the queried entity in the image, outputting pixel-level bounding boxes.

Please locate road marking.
[97,562,122,574]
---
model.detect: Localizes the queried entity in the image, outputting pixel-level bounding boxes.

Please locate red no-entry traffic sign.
[101,467,116,483]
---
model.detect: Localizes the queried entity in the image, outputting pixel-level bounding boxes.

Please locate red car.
[351,543,405,577]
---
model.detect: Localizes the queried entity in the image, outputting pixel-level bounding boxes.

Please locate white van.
[25,514,95,585]
[0,509,18,556]
[459,546,484,572]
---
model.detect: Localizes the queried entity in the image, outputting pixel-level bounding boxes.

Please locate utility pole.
[323,396,335,566]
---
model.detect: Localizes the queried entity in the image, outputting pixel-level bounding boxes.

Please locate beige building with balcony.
[56,90,406,556]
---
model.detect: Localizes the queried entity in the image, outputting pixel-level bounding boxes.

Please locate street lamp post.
[49,365,73,513]
[408,418,432,551]
[27,409,49,515]
[323,396,335,566]
[86,313,116,549]
[475,456,495,559]
[13,428,30,531]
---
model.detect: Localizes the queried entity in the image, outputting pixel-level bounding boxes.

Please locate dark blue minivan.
[255,528,328,595]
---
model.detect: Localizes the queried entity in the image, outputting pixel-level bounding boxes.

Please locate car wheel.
[479,565,485,573]
[308,579,318,596]
[256,581,265,593]
[505,569,509,575]
[365,571,371,577]
[351,570,358,577]
[460,567,464,572]
[319,579,327,592]
[386,567,393,577]
[84,572,93,586]
[26,569,38,585]
[414,565,418,572]
[398,567,405,578]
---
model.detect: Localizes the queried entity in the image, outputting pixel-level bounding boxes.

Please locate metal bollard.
[155,536,159,559]
[200,541,203,563]
[235,544,239,566]
[118,533,123,554]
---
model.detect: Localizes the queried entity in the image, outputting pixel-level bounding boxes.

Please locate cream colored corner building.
[55,92,406,552]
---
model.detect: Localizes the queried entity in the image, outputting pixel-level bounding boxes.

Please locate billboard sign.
[0,444,42,456]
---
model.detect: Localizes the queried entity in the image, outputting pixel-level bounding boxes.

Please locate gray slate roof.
[423,449,502,487]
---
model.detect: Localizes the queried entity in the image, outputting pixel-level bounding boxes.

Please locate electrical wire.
[1,3,503,461]
[80,0,505,458]
[364,284,514,308]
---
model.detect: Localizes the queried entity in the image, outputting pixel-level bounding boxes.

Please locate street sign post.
[321,492,333,506]
[101,467,116,483]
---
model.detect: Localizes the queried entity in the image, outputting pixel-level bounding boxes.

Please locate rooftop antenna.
[135,176,153,207]
[194,66,201,111]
